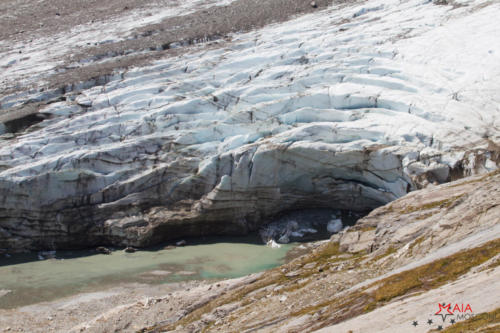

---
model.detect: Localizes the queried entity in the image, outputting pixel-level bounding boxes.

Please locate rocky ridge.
[137,170,500,333]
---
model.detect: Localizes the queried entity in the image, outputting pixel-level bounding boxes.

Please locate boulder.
[96,246,112,255]
[339,230,376,253]
[124,246,136,253]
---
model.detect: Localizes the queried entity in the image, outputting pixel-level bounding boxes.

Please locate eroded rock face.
[1,0,499,251]
[345,170,500,260]
[136,173,500,333]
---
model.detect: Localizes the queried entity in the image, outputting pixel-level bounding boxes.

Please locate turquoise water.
[0,236,295,309]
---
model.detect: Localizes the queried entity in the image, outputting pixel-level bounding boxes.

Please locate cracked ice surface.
[0,0,239,92]
[0,0,499,250]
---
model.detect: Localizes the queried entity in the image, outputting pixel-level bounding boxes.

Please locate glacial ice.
[0,0,499,250]
[327,219,343,234]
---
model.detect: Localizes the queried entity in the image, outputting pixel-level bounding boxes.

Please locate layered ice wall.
[0,0,499,251]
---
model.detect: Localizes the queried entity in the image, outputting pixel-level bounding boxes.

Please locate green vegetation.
[292,238,500,329]
[352,226,377,232]
[414,211,437,220]
[143,241,345,332]
[311,241,342,263]
[399,194,465,214]
[369,246,397,263]
[365,238,500,310]
[449,168,500,188]
[407,235,425,256]
[438,307,500,332]
[143,238,500,333]
[277,243,366,295]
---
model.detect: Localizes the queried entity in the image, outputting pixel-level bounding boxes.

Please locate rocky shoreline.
[1,171,498,332]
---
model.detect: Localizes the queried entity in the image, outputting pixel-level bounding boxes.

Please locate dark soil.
[1,0,349,93]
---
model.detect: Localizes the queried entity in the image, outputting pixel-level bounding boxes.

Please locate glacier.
[0,0,499,251]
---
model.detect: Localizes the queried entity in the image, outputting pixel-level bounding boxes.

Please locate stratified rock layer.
[1,0,499,251]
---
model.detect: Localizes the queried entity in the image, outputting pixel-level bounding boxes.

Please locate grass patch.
[143,238,500,333]
[399,194,465,214]
[449,168,500,188]
[141,268,287,332]
[142,241,345,332]
[290,290,370,322]
[260,239,498,331]
[365,238,500,310]
[278,244,368,295]
[371,246,397,262]
[408,236,425,256]
[353,226,377,232]
[414,211,437,220]
[439,307,500,332]
[313,241,342,263]
[310,238,500,330]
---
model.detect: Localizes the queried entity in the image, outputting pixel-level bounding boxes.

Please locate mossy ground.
[399,194,465,214]
[143,238,500,333]
[365,238,500,308]
[281,238,500,330]
[371,246,397,262]
[438,307,500,333]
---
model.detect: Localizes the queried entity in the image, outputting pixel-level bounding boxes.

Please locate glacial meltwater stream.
[0,235,298,309]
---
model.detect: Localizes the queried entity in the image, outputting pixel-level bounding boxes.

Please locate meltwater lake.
[0,235,299,309]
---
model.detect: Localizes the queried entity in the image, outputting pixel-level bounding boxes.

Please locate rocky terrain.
[1,0,499,252]
[1,170,498,332]
[144,170,500,333]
